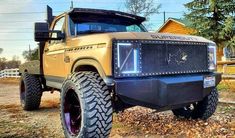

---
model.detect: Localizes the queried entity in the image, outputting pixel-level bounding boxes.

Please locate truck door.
[43,16,66,80]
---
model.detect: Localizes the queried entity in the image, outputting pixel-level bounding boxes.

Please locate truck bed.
[19,60,41,75]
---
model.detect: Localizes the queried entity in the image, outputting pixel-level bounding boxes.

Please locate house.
[157,18,235,74]
[157,18,194,35]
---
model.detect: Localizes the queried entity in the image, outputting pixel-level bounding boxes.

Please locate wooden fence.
[217,61,235,79]
[0,68,20,78]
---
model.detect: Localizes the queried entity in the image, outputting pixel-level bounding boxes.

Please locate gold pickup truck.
[19,6,221,138]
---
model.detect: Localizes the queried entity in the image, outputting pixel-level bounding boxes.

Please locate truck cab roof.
[67,8,146,24]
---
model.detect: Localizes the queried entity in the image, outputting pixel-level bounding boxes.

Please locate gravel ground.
[0,83,234,138]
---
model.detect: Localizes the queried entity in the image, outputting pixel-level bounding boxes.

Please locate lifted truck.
[19,6,221,138]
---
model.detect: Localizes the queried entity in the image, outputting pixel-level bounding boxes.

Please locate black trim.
[45,75,65,89]
[71,57,101,73]
[71,57,114,86]
[39,42,45,74]
[45,75,65,83]
[68,8,146,24]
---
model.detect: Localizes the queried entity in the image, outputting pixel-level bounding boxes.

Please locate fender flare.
[71,58,114,86]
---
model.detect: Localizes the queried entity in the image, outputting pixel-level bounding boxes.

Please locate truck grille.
[141,41,209,75]
[113,40,209,77]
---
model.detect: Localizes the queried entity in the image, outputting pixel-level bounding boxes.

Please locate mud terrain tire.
[20,73,42,111]
[60,72,112,138]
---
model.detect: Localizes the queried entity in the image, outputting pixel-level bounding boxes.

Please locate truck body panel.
[41,31,214,78]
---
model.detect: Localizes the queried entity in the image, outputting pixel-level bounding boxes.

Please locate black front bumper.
[114,73,221,110]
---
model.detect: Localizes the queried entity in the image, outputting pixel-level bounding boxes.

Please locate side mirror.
[34,22,65,42]
[50,30,65,41]
[34,22,49,42]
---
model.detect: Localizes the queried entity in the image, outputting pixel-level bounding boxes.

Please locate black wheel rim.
[20,80,26,105]
[63,88,82,135]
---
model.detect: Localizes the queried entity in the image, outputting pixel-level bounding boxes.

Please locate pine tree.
[185,0,235,48]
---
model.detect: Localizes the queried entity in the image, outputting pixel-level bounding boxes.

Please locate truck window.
[126,25,143,32]
[69,18,76,36]
[69,16,146,36]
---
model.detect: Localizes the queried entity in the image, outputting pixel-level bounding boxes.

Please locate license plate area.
[203,76,215,88]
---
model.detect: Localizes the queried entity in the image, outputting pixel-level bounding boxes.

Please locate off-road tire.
[20,73,42,111]
[172,88,218,120]
[60,72,113,138]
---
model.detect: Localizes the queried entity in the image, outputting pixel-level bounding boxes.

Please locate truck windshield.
[69,18,147,36]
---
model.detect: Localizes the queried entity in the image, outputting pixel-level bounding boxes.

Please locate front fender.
[71,58,114,86]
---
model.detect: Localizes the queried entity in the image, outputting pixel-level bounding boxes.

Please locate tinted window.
[69,15,146,36]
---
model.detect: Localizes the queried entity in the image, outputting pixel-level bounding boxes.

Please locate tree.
[0,48,3,54]
[7,56,21,69]
[125,0,161,29]
[0,57,7,70]
[0,56,21,70]
[22,48,39,61]
[185,0,235,48]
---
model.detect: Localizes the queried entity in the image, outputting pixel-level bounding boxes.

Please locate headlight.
[115,42,142,76]
[208,44,217,71]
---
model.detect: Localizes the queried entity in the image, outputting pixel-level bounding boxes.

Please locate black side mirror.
[34,22,49,42]
[34,22,65,42]
[51,30,65,40]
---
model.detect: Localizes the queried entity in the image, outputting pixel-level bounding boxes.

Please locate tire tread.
[61,71,112,138]
[172,88,218,120]
[21,73,42,111]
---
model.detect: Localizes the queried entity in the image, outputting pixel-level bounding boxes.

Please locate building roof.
[157,17,191,32]
[169,18,191,26]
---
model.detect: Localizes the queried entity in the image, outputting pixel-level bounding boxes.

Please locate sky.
[0,0,191,62]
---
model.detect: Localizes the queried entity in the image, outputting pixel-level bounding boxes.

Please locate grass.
[0,104,20,110]
[0,78,19,84]
[218,80,235,101]
[217,82,230,92]
[0,103,50,138]
[217,80,235,92]
[0,119,45,138]
[217,103,235,113]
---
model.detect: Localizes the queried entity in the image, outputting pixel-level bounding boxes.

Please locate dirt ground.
[0,83,234,138]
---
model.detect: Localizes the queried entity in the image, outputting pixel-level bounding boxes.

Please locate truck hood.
[70,32,214,47]
[109,32,213,43]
